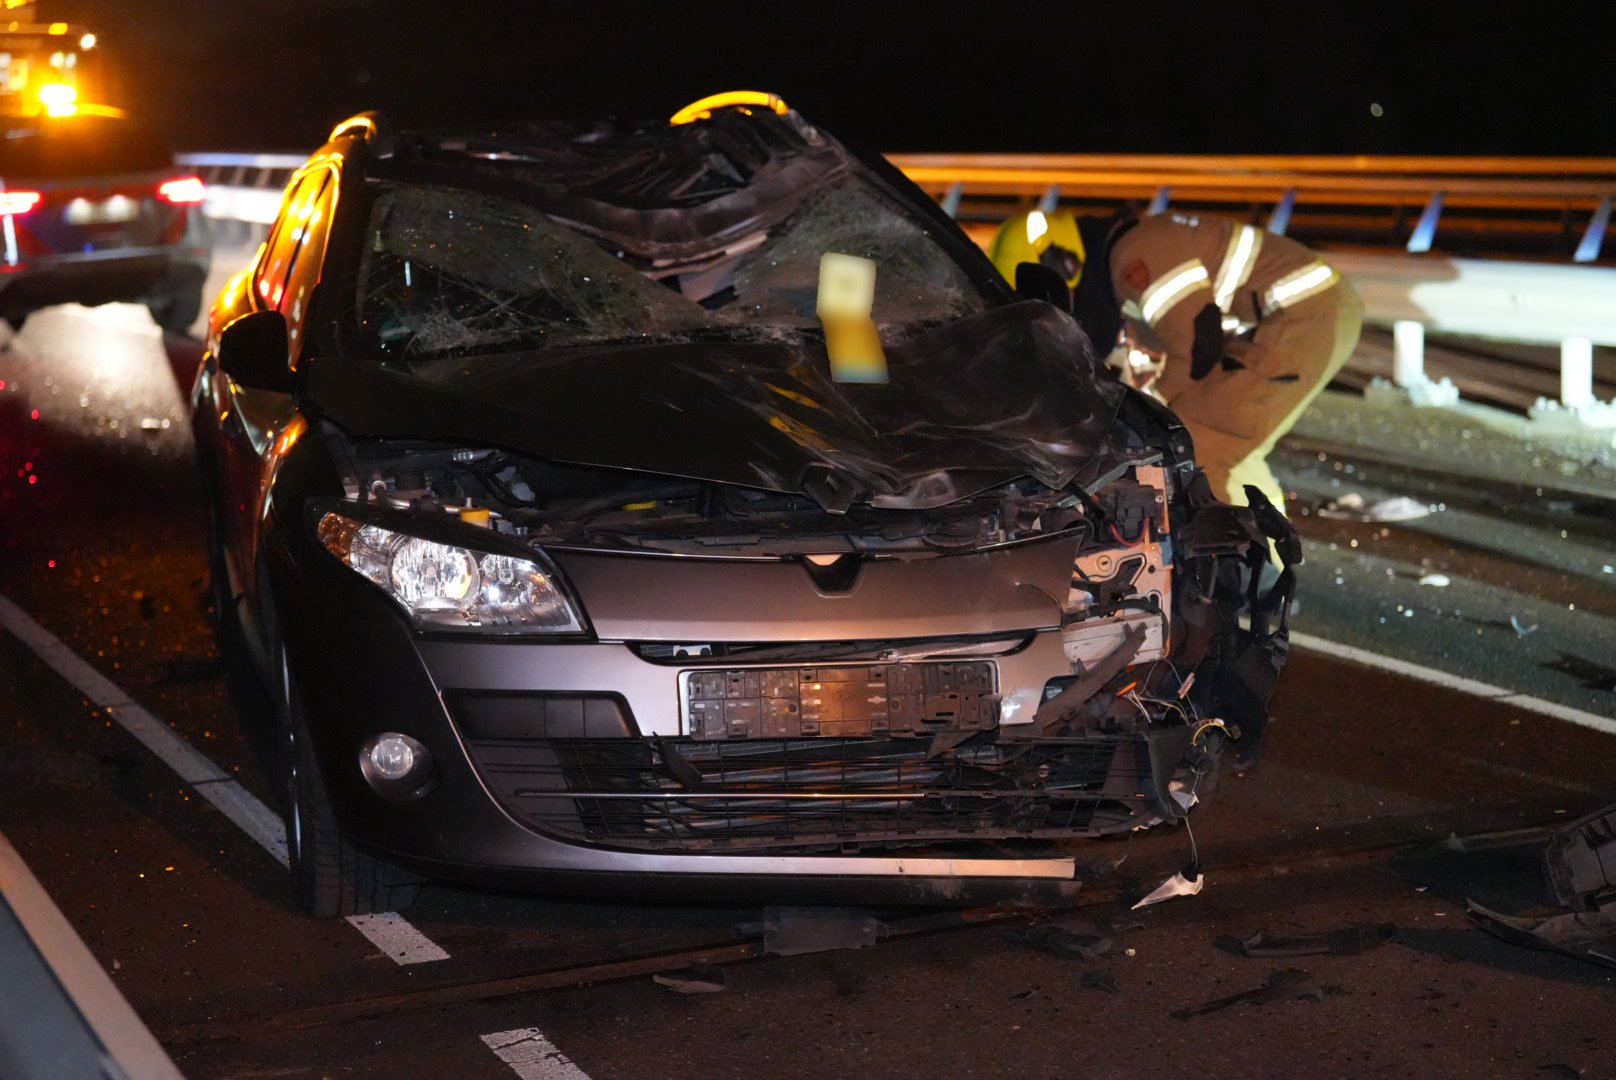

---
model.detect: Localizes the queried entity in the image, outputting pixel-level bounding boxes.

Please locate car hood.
[303,301,1132,510]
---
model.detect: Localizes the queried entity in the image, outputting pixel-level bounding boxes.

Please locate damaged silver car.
[192,94,1299,915]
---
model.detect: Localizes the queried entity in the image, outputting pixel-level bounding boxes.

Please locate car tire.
[278,648,420,918]
[146,283,203,336]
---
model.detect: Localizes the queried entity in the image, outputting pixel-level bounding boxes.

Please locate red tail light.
[157,176,206,205]
[0,190,42,216]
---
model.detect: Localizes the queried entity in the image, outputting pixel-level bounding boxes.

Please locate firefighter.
[990,208,1363,515]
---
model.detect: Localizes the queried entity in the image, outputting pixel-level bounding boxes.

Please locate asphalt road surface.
[1,305,1613,1080]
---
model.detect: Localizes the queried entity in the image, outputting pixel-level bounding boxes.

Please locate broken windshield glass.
[355,177,992,361]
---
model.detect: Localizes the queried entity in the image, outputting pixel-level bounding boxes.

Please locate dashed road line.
[346,912,451,964]
[0,592,449,965]
[482,1028,592,1080]
[1290,630,1616,736]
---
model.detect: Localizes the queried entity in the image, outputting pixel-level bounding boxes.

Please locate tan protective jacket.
[1107,212,1343,372]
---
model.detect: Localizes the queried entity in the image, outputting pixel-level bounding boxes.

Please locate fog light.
[359,732,433,799]
[368,734,415,778]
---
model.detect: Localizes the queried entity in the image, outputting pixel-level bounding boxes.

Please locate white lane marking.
[346,912,451,964]
[1290,630,1616,737]
[0,829,186,1080]
[0,593,449,964]
[482,1028,592,1080]
[0,594,289,862]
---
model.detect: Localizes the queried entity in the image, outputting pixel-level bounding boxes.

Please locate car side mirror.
[1014,261,1072,312]
[217,310,294,394]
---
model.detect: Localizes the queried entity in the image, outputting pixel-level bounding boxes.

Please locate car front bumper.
[269,520,1182,899]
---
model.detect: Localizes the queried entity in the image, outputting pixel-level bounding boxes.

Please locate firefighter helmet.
[989,209,1086,289]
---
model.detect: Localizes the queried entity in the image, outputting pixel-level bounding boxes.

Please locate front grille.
[463,733,1155,853]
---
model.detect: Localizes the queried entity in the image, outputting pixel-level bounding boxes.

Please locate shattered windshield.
[355,177,993,360]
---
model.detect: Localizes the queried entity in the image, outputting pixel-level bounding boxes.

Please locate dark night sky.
[48,0,1616,156]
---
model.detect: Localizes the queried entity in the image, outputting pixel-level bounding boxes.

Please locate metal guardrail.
[178,150,1616,427]
[890,153,1616,262]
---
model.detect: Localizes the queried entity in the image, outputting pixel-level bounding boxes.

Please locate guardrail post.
[1530,336,1616,429]
[1393,320,1425,386]
[1561,336,1595,410]
[1574,196,1610,263]
[1267,189,1296,236]
[1407,192,1443,253]
[1367,319,1460,408]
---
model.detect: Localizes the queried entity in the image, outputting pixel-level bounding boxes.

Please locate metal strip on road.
[1290,630,1616,736]
[346,913,451,964]
[0,593,450,965]
[481,1028,593,1080]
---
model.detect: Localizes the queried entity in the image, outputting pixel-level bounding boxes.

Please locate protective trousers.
[1155,282,1363,511]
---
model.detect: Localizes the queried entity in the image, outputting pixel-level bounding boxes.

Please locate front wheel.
[277,648,420,917]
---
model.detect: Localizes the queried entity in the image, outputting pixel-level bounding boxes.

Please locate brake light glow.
[0,191,41,216]
[158,176,206,205]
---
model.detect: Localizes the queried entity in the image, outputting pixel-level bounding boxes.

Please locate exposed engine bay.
[325,431,1120,559]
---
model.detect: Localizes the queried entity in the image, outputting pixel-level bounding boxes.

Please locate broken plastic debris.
[1132,864,1204,909]
[1364,495,1433,522]
[1510,615,1538,637]
[1217,923,1396,958]
[1316,492,1432,522]
[1467,902,1616,971]
[652,965,727,994]
[763,906,882,956]
[1004,914,1113,960]
[1080,968,1120,994]
[1417,573,1451,587]
[1170,968,1324,1020]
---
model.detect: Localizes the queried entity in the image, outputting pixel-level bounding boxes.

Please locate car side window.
[276,169,338,363]
[254,171,315,310]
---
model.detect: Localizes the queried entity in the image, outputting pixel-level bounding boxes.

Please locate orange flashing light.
[669,90,789,126]
[37,81,77,116]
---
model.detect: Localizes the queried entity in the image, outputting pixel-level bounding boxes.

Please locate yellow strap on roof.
[669,90,789,126]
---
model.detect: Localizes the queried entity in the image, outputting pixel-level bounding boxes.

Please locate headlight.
[316,512,585,633]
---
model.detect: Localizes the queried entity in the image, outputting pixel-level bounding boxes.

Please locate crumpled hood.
[304,301,1132,509]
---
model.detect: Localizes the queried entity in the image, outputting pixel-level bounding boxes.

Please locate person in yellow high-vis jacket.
[990,209,1362,514]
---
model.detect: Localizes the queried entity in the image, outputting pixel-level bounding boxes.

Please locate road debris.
[1171,968,1324,1020]
[1417,573,1451,587]
[1080,969,1120,994]
[762,907,883,957]
[1510,615,1538,637]
[1004,913,1113,960]
[652,965,727,994]
[1133,864,1203,910]
[1216,923,1397,958]
[1468,802,1616,970]
[1317,492,1434,522]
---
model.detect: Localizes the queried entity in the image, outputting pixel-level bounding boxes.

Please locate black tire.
[147,283,203,336]
[277,649,420,917]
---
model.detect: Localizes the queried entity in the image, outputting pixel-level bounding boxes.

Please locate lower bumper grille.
[465,734,1155,853]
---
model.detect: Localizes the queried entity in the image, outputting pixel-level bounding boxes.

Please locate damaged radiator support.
[463,731,1168,852]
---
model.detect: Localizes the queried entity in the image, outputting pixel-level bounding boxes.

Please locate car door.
[213,164,338,631]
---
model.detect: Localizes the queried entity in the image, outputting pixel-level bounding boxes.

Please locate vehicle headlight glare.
[317,512,584,633]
